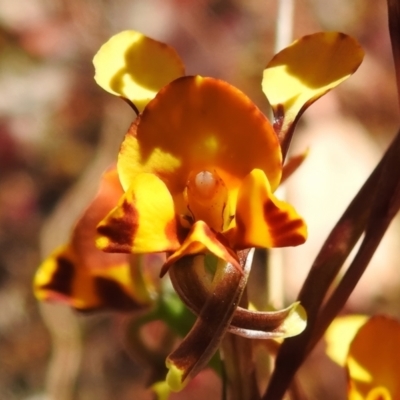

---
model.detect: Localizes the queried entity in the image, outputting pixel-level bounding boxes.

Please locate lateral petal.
[263,32,364,138]
[93,30,185,112]
[162,221,240,276]
[227,169,307,249]
[97,173,181,254]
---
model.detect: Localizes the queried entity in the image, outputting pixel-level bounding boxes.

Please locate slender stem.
[275,0,295,52]
[309,129,400,349]
[221,333,260,400]
[219,250,260,400]
[265,0,296,312]
[263,130,400,400]
[221,358,228,400]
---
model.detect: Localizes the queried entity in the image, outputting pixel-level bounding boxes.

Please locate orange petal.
[161,221,240,276]
[97,173,181,254]
[226,169,307,249]
[34,246,148,311]
[117,76,282,195]
[93,30,185,112]
[347,315,400,400]
[71,167,128,270]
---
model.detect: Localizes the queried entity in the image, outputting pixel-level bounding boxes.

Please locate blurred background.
[0,0,399,399]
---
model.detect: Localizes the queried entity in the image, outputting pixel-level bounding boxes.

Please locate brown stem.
[221,333,260,400]
[263,129,400,400]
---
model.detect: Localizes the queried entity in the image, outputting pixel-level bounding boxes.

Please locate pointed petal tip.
[229,168,307,249]
[151,381,171,400]
[164,221,241,274]
[165,360,188,392]
[282,302,307,338]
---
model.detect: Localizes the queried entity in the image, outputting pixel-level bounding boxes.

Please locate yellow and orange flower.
[326,315,400,400]
[95,75,306,275]
[92,30,364,275]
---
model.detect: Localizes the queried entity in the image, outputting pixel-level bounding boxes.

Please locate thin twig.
[275,0,294,53]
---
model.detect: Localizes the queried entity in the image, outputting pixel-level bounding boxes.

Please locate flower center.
[192,171,219,201]
[185,170,228,231]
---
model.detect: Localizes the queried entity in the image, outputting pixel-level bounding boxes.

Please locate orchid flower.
[94,31,364,279]
[34,168,153,311]
[35,30,364,392]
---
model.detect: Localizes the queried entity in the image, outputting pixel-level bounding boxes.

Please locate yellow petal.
[118,117,182,192]
[97,173,181,254]
[93,30,185,112]
[165,361,188,392]
[262,32,364,135]
[347,315,400,399]
[152,380,172,400]
[226,169,307,249]
[118,76,282,195]
[162,220,240,276]
[34,246,147,311]
[325,315,368,367]
[365,387,392,400]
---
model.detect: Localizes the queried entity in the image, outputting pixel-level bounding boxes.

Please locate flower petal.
[71,167,128,270]
[161,220,240,276]
[97,173,182,254]
[34,246,147,311]
[34,168,152,310]
[347,315,400,399]
[226,169,307,249]
[325,315,368,367]
[118,76,282,194]
[93,30,185,112]
[262,32,364,146]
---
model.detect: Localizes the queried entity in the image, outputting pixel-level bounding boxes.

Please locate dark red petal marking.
[97,200,138,253]
[94,277,145,311]
[42,256,74,296]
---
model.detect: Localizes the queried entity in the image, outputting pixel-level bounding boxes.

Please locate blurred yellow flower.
[326,315,400,400]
